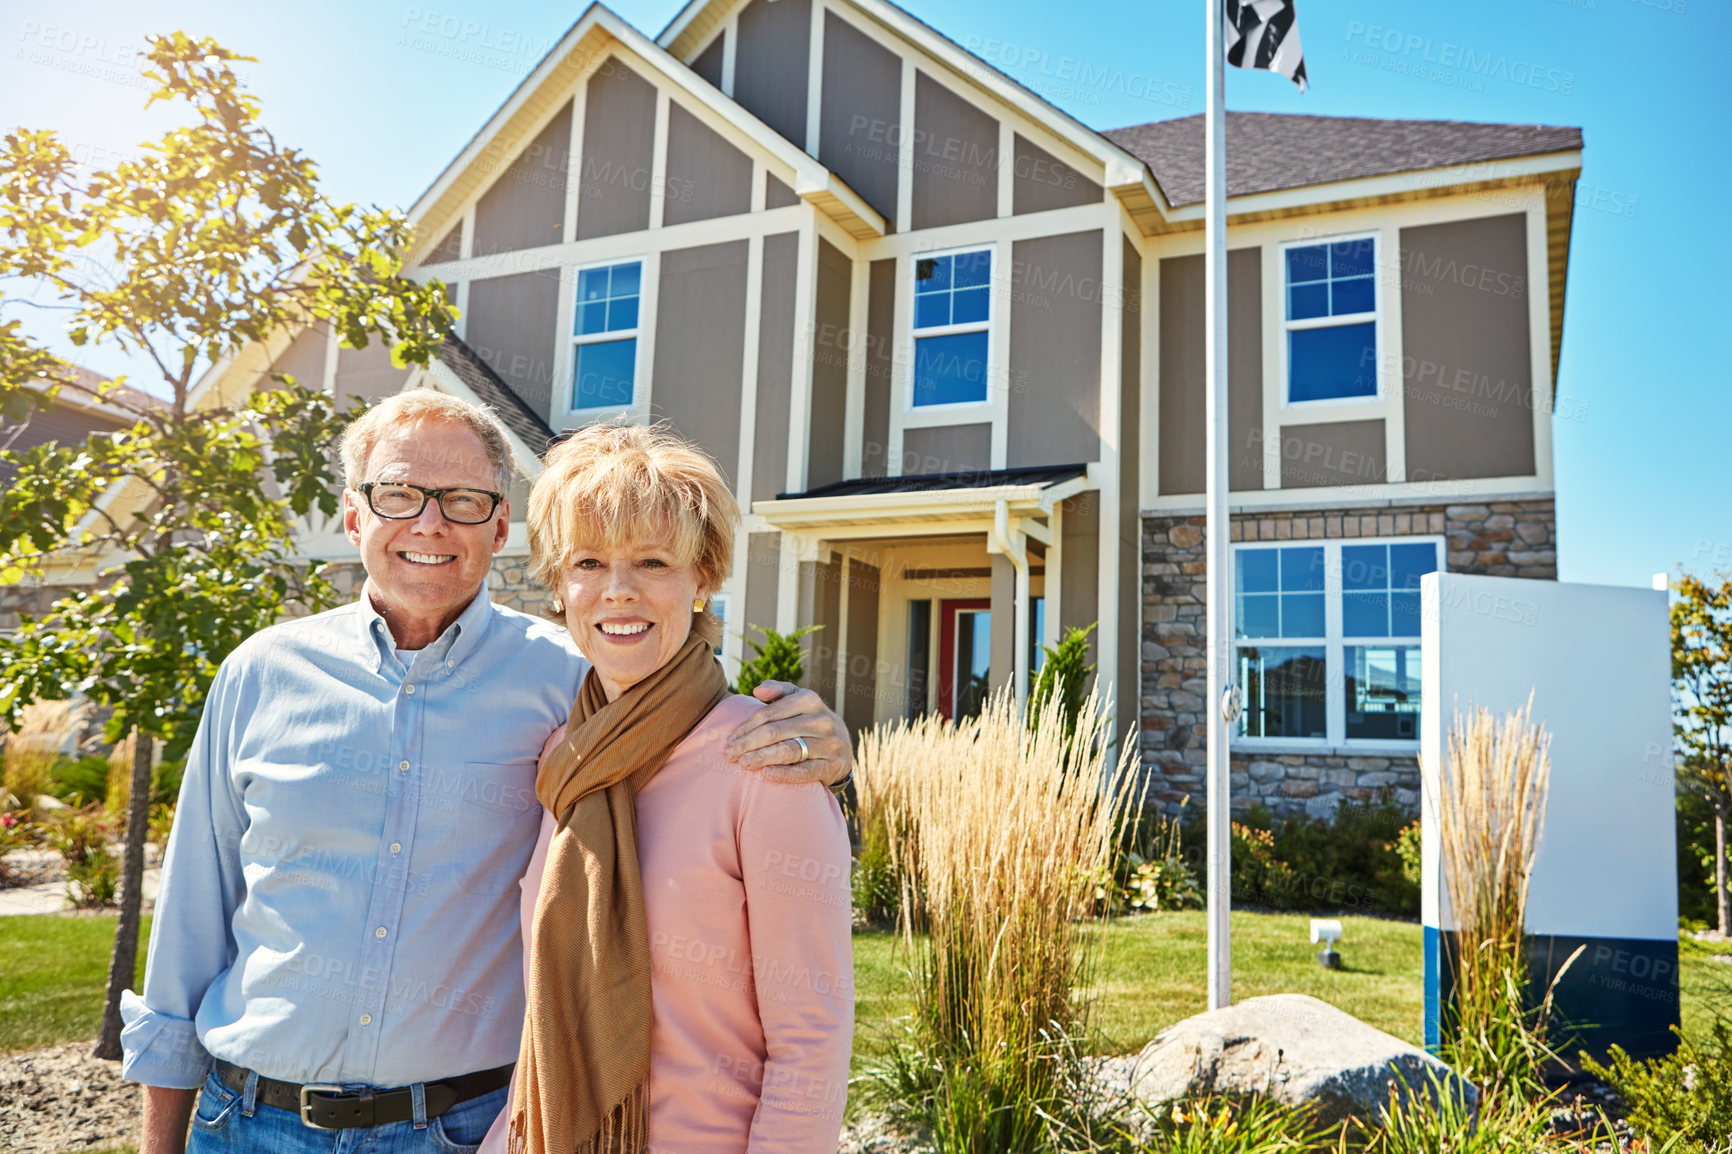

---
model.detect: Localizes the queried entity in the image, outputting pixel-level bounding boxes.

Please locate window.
[912,248,991,407]
[572,260,641,410]
[1234,537,1440,746]
[1284,236,1377,404]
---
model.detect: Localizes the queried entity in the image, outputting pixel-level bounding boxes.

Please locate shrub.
[862,689,1138,1152]
[1102,804,1202,915]
[1582,1021,1732,1148]
[48,755,110,806]
[45,805,119,908]
[730,624,821,697]
[1214,797,1419,916]
[1028,623,1096,743]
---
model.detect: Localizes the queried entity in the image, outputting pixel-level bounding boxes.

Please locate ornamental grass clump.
[1,699,86,815]
[1432,696,1577,1104]
[861,688,1140,1153]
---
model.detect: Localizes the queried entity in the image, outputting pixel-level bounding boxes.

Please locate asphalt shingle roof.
[436,335,556,456]
[1101,113,1582,207]
[781,464,1085,501]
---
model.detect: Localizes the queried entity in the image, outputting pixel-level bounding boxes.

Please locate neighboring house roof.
[434,336,557,455]
[783,464,1086,501]
[1102,113,1584,208]
[0,366,162,484]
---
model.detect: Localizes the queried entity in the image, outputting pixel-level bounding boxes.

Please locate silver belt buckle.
[299,1083,346,1129]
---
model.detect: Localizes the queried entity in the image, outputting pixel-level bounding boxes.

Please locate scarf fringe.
[507,1079,649,1154]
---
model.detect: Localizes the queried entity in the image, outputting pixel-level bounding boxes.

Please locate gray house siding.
[819,13,901,227]
[473,103,570,257]
[903,423,990,476]
[1157,247,1263,495]
[861,258,895,478]
[578,59,656,241]
[1401,213,1536,481]
[1007,230,1103,468]
[664,104,753,227]
[466,271,560,420]
[733,0,811,148]
[911,72,997,230]
[1013,135,1101,215]
[753,232,798,500]
[807,238,851,489]
[1278,419,1388,488]
[651,240,751,486]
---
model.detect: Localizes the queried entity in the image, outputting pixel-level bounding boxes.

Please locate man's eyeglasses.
[357,482,503,525]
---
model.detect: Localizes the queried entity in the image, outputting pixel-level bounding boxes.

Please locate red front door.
[937,599,991,720]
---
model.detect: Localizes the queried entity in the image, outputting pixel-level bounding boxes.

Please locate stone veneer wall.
[1139,497,1557,821]
[322,553,550,616]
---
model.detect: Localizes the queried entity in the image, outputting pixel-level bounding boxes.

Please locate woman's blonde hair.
[526,422,738,632]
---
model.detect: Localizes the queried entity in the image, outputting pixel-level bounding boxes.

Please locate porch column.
[989,553,1015,698]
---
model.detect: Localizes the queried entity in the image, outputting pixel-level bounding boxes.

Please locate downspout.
[989,499,1031,714]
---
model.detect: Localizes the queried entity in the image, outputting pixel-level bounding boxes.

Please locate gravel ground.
[0,1044,138,1154]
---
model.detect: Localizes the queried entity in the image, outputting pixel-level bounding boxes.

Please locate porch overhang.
[753,466,1089,552]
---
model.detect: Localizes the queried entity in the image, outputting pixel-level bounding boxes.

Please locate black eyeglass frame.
[356,481,504,525]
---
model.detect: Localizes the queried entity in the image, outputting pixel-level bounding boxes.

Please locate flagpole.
[1204,0,1233,1012]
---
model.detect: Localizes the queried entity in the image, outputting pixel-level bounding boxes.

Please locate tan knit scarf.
[507,630,729,1154]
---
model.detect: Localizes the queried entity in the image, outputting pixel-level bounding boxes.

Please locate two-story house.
[199,0,1581,818]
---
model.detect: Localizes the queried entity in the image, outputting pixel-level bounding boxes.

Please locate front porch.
[746,466,1127,735]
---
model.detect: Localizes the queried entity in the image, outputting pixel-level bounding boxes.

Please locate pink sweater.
[480,695,854,1154]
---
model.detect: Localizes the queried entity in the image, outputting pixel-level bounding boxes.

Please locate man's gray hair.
[338,390,515,493]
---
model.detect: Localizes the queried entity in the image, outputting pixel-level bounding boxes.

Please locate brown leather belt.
[214,1058,513,1130]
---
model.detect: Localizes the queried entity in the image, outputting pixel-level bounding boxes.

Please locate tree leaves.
[0,29,451,753]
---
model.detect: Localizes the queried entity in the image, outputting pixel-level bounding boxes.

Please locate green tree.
[1671,572,1732,936]
[731,624,822,698]
[1028,622,1097,741]
[0,33,455,1058]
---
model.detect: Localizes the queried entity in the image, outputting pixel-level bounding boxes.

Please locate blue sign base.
[1423,925,1681,1063]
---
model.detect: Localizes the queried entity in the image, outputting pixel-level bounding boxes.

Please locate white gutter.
[987,498,1031,713]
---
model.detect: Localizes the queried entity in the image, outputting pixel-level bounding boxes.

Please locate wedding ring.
[793,735,811,763]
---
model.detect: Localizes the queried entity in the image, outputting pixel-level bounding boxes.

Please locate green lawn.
[852,911,1427,1072]
[0,913,149,1054]
[5,909,1727,1065]
[856,913,1732,1069]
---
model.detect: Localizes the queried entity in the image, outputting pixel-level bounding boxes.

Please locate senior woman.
[480,423,853,1154]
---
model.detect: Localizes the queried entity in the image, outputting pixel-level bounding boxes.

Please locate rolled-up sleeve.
[120,659,248,1088]
[738,779,854,1150]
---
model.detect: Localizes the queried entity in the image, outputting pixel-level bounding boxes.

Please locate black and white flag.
[1224,0,1308,92]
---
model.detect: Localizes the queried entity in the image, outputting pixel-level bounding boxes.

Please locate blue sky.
[2,0,1726,589]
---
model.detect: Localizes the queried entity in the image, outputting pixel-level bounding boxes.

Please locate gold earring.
[693,598,706,613]
[552,598,565,614]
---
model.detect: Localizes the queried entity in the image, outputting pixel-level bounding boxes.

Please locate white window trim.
[567,254,648,420]
[1277,230,1383,411]
[1231,535,1443,754]
[905,241,997,417]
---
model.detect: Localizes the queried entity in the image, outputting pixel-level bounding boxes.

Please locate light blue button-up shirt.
[119,587,587,1089]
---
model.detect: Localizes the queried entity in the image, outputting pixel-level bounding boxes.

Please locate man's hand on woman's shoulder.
[723,681,853,788]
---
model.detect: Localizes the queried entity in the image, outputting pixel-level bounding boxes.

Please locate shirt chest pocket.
[416,761,542,894]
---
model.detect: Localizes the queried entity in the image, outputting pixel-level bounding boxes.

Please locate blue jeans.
[184,1070,506,1154]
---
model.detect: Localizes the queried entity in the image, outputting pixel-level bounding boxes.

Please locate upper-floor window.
[912,248,992,408]
[1283,235,1377,404]
[1234,537,1440,747]
[572,260,641,411]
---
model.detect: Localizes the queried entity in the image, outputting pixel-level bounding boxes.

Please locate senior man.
[120,391,851,1153]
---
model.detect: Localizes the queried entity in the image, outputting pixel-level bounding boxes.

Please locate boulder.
[1127,993,1476,1126]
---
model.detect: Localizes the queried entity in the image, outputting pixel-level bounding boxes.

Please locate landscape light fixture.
[1310,918,1343,970]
